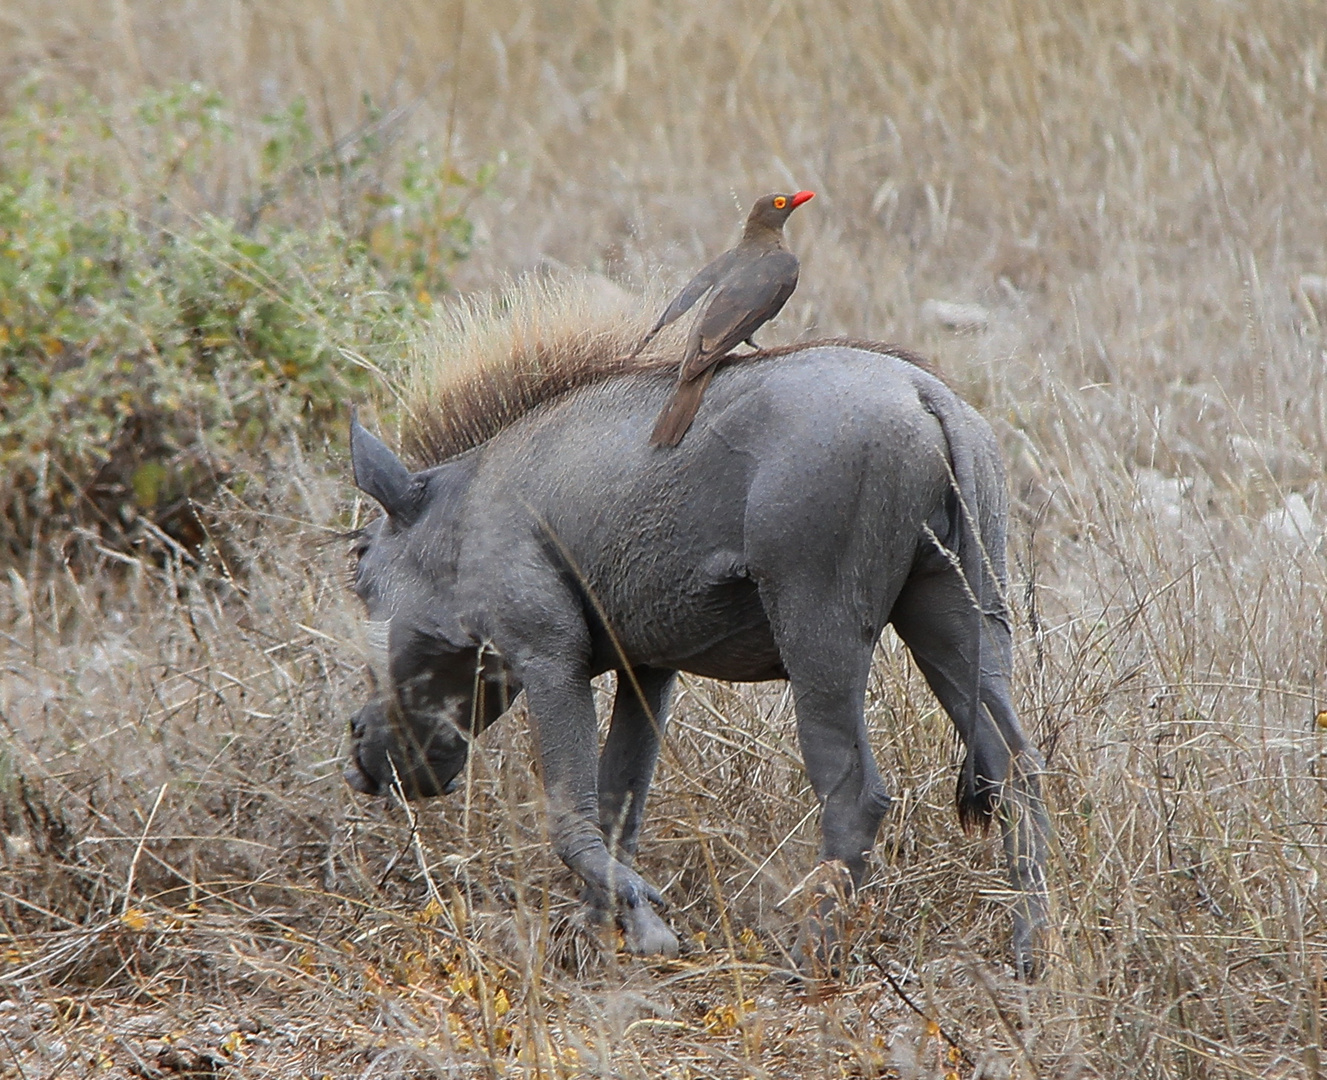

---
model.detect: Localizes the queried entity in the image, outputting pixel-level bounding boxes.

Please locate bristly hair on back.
[397,271,935,467]
[398,272,671,466]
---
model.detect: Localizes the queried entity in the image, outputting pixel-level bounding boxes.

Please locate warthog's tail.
[920,384,1003,833]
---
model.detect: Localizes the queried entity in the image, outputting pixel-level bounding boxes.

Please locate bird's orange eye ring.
[773,196,788,209]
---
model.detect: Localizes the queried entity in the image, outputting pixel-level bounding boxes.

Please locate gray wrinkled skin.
[345,346,1050,975]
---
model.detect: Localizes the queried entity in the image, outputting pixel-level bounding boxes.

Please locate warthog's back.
[455,346,997,680]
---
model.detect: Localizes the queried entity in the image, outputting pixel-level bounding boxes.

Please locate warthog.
[344,319,1049,974]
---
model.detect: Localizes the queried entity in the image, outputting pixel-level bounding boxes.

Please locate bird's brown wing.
[631,248,740,356]
[680,249,800,382]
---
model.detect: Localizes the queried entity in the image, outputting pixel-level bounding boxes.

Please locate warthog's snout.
[344,699,470,800]
[344,704,383,794]
[342,761,380,794]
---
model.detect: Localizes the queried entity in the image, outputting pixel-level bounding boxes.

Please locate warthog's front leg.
[520,657,679,957]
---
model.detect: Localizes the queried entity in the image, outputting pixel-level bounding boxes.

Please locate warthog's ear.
[350,411,422,526]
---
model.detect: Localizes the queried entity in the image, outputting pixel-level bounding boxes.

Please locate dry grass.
[2,0,1326,1077]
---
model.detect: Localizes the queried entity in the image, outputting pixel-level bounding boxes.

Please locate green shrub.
[0,84,486,569]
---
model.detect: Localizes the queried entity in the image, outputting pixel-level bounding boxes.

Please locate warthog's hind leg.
[986,691,1050,975]
[890,570,1050,977]
[787,656,894,886]
[760,584,894,969]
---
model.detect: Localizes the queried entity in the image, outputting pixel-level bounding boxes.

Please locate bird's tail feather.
[649,369,714,447]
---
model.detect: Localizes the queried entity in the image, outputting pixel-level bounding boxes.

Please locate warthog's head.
[344,415,517,799]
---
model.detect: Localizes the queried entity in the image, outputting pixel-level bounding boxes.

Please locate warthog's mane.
[399,272,935,467]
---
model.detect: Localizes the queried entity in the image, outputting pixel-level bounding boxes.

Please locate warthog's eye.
[346,532,372,589]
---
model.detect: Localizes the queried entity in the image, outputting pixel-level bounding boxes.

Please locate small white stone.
[1132,469,1193,528]
[1299,273,1327,303]
[1259,493,1319,546]
[2,833,34,861]
[920,299,990,332]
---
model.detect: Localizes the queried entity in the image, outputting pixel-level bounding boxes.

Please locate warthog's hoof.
[1012,919,1044,981]
[780,860,855,977]
[791,907,851,978]
[579,876,677,957]
[620,903,680,958]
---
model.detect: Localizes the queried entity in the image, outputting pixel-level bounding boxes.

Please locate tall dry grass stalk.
[2,1,1324,1077]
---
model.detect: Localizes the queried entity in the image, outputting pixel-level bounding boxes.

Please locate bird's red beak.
[791,190,815,208]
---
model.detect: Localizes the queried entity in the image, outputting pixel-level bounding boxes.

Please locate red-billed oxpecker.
[638,190,815,447]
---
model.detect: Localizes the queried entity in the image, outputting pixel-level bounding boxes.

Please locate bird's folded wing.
[682,251,800,381]
[647,248,739,336]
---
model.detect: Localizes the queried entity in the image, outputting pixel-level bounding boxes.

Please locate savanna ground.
[1,1,1325,1076]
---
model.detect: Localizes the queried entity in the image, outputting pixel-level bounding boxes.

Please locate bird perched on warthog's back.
[636,190,814,446]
